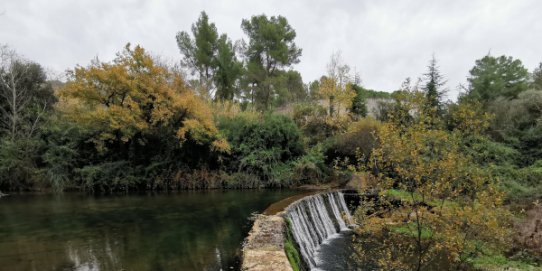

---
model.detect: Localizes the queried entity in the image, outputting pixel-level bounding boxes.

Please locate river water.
[0,190,298,271]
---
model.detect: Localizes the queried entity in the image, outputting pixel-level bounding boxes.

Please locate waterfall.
[285,191,352,270]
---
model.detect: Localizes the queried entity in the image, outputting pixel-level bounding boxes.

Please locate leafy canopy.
[464,55,529,103]
[59,44,228,153]
[241,14,302,109]
[354,90,509,270]
[176,11,218,82]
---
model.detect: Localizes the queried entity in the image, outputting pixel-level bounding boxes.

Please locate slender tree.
[176,11,219,98]
[531,62,542,90]
[241,14,302,110]
[319,52,355,116]
[422,56,446,118]
[0,45,55,191]
[0,45,54,140]
[213,34,243,101]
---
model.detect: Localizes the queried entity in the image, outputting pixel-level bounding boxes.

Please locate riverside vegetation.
[1,11,542,270]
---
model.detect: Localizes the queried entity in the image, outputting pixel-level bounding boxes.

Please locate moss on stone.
[284,218,303,271]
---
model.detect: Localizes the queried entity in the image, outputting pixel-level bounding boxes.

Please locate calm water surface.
[0,190,299,271]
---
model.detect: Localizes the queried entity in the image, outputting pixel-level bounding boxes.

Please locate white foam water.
[285,191,352,270]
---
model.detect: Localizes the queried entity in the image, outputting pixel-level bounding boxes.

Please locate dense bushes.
[353,90,511,271]
[461,136,520,166]
[0,44,334,192]
[487,90,542,164]
[5,45,233,192]
[458,90,542,201]
[324,117,381,167]
[0,138,44,191]
[292,102,352,146]
[218,113,307,186]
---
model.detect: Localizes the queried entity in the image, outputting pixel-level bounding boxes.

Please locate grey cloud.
[1,0,540,100]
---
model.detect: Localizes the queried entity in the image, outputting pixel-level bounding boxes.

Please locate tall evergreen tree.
[176,11,219,98]
[464,54,529,103]
[422,56,446,116]
[177,11,243,101]
[213,34,242,101]
[241,14,302,110]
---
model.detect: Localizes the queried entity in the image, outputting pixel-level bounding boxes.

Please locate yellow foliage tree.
[353,90,510,270]
[318,52,356,117]
[318,77,355,116]
[58,44,229,153]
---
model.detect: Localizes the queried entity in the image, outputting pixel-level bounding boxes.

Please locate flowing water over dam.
[285,191,353,270]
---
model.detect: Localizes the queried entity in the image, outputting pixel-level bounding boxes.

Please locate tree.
[0,45,55,140]
[0,45,56,191]
[241,14,302,110]
[59,44,228,155]
[488,90,542,164]
[308,80,320,100]
[176,11,219,98]
[464,55,529,103]
[56,44,231,191]
[213,34,243,101]
[318,52,356,116]
[422,56,446,118]
[353,90,510,270]
[282,70,306,102]
[351,84,369,117]
[531,62,542,90]
[274,70,306,106]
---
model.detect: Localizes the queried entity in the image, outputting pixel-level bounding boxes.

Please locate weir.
[285,191,353,270]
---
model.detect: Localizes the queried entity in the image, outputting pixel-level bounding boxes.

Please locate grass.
[390,223,433,239]
[384,189,459,208]
[471,254,540,271]
[465,239,541,270]
[284,218,303,271]
[384,189,419,201]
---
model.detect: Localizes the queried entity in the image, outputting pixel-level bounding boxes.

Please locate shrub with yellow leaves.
[352,90,511,271]
[58,44,228,153]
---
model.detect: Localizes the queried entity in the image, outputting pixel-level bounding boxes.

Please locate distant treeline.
[0,11,541,198]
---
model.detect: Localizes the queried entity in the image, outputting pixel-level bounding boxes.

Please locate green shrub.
[290,145,331,184]
[218,113,304,186]
[0,138,44,191]
[76,161,141,192]
[292,102,351,146]
[488,164,542,202]
[462,136,521,166]
[292,102,327,128]
[325,117,381,167]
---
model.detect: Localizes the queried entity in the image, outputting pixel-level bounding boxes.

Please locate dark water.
[315,231,359,271]
[0,190,298,271]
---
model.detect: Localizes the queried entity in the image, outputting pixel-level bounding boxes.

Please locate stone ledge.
[241,215,293,271]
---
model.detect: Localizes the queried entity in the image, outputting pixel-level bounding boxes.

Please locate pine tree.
[422,56,446,118]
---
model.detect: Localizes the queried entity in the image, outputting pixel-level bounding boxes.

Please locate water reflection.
[0,190,298,271]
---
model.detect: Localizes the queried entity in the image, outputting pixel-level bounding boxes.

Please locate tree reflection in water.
[0,190,298,271]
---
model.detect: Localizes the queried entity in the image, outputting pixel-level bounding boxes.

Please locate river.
[0,190,299,271]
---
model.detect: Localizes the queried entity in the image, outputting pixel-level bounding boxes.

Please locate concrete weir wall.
[241,192,317,271]
[241,215,293,271]
[241,190,356,271]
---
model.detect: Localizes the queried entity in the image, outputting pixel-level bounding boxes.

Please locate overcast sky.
[1,0,541,99]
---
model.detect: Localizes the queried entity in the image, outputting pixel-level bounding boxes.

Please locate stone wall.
[241,215,293,271]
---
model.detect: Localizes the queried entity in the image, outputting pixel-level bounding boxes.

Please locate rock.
[242,215,293,271]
